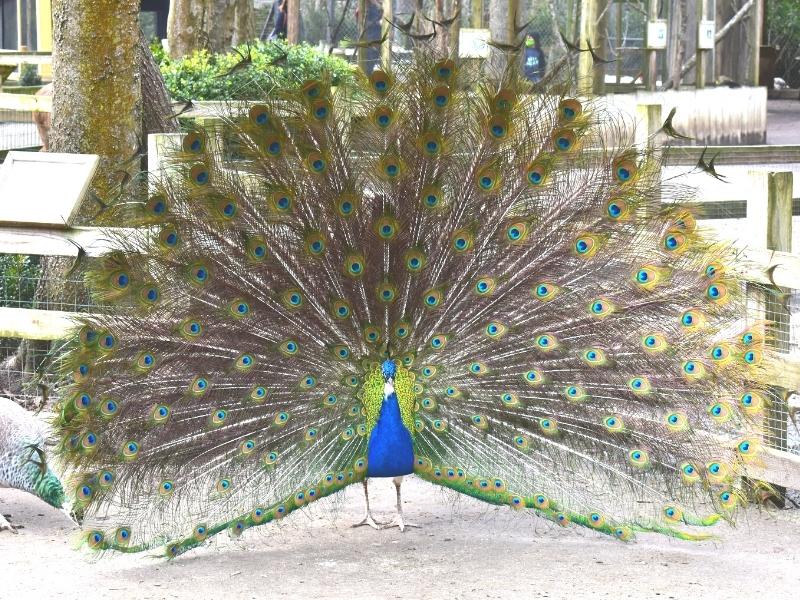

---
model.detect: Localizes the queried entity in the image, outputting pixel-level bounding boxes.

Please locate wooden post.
[766,172,793,252]
[470,0,482,28]
[695,0,706,89]
[287,0,301,44]
[614,2,622,85]
[578,0,599,95]
[749,0,762,86]
[747,169,793,504]
[357,0,367,72]
[449,0,461,56]
[382,0,393,67]
[635,103,662,148]
[645,0,659,91]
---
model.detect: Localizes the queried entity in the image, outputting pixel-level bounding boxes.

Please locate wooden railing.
[0,133,799,489]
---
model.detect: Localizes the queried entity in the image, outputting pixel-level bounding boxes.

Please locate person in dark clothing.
[523,33,546,82]
[269,0,287,40]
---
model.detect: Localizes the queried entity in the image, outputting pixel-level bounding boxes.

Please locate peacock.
[0,396,66,532]
[53,51,774,557]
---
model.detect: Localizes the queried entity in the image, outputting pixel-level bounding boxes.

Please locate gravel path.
[2,476,799,599]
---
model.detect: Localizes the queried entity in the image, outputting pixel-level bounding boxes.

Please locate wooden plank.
[734,248,800,289]
[0,307,80,340]
[0,91,52,112]
[772,355,800,391]
[767,171,793,252]
[0,52,53,66]
[663,144,800,166]
[749,446,800,491]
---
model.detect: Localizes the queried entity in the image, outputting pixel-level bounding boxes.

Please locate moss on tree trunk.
[50,0,142,220]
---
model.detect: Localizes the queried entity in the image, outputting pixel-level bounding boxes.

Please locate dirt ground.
[2,476,799,600]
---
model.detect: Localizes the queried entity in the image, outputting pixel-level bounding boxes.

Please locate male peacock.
[0,396,66,532]
[54,52,773,557]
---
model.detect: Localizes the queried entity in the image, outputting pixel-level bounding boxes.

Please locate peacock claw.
[380,515,420,532]
[352,513,382,530]
[0,514,18,534]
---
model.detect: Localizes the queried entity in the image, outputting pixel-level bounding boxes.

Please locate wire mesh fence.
[0,107,41,152]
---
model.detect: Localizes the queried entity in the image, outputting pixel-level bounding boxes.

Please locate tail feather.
[53,52,773,553]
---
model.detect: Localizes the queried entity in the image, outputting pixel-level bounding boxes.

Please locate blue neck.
[366,390,415,477]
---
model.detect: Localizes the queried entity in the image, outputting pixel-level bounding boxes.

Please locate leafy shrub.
[19,63,42,86]
[156,39,356,101]
[0,255,41,309]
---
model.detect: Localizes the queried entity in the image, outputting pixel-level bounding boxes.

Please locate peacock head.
[381,358,397,381]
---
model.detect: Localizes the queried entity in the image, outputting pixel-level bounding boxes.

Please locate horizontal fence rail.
[0,132,798,489]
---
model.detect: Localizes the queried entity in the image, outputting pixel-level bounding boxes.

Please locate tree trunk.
[51,0,142,218]
[138,31,179,140]
[232,0,256,48]
[287,0,301,43]
[207,1,238,52]
[168,0,250,58]
[326,0,336,46]
[488,0,518,71]
[167,0,208,58]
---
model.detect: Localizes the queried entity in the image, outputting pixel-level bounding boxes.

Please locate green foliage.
[768,0,800,86]
[155,39,356,101]
[19,63,42,86]
[0,255,41,309]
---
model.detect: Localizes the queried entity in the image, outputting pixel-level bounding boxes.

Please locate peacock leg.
[0,512,18,534]
[352,479,381,529]
[381,476,419,532]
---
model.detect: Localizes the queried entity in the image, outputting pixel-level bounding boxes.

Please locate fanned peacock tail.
[54,52,775,556]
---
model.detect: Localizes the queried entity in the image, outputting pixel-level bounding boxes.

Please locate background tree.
[168,0,256,58]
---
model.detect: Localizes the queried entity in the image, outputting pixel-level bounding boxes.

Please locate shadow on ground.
[2,476,799,599]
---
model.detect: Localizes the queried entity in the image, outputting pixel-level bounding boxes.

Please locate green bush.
[19,63,42,86]
[156,39,356,101]
[0,255,41,309]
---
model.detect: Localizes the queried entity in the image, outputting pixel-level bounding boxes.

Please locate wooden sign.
[0,151,98,227]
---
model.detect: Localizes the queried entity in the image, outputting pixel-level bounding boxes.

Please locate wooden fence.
[1,132,799,489]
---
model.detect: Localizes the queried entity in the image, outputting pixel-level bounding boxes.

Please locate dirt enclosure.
[2,476,799,599]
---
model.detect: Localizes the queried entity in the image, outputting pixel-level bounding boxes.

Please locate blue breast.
[366,391,415,477]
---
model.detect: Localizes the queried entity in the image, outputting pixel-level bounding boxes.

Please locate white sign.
[646,21,667,50]
[459,28,490,58]
[0,151,98,227]
[698,20,715,50]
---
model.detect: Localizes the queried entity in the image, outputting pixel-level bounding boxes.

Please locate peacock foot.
[0,513,19,534]
[352,512,383,530]
[380,513,419,532]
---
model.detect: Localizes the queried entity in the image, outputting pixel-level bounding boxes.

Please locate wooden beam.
[0,91,52,112]
[0,51,53,65]
[0,307,80,340]
[734,248,800,290]
[748,446,800,491]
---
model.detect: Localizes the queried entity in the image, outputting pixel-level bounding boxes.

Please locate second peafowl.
[54,52,773,556]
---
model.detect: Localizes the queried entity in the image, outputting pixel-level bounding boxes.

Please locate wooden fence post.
[578,0,599,96]
[746,169,793,504]
[381,0,393,67]
[635,102,662,148]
